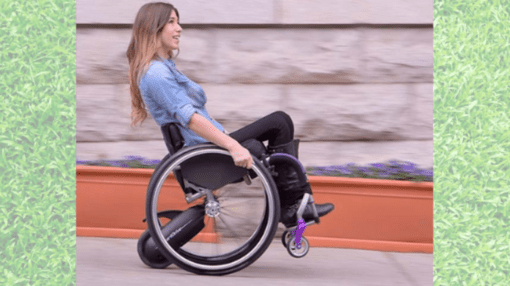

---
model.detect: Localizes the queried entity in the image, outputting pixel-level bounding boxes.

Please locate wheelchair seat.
[160,122,259,191]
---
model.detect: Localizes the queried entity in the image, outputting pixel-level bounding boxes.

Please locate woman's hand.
[227,143,253,169]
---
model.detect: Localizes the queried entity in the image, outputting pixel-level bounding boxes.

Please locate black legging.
[228,111,294,147]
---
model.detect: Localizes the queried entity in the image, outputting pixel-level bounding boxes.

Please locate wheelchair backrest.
[161,123,185,155]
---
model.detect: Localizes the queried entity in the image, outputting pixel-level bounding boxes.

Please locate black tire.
[281,230,292,248]
[286,235,309,258]
[137,229,173,269]
[137,153,175,269]
[146,145,280,275]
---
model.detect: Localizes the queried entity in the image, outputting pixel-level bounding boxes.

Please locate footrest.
[295,194,321,224]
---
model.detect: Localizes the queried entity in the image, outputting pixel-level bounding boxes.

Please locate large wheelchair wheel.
[145,144,280,276]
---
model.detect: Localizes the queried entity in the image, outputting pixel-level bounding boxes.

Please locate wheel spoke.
[217,213,242,248]
[218,206,248,218]
[215,186,234,198]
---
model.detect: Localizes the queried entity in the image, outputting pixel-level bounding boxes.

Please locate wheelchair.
[137,122,323,276]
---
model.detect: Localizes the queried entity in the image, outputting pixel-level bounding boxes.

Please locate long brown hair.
[126,2,179,126]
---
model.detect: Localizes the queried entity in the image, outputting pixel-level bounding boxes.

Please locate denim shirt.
[139,58,225,147]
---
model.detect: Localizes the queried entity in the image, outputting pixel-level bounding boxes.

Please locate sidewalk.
[77,237,432,286]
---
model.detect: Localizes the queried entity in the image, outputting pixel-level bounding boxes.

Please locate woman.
[126,2,333,228]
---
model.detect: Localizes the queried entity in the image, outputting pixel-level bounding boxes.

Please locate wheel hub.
[205,200,220,217]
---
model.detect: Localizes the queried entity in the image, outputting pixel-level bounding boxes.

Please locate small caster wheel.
[137,229,173,269]
[287,235,309,258]
[281,230,293,248]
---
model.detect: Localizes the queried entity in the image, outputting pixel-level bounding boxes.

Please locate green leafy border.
[0,0,76,285]
[1,0,508,284]
[434,0,510,285]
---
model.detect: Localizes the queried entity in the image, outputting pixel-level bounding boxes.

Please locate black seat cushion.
[180,152,250,190]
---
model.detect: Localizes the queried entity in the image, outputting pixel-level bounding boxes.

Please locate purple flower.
[421,170,433,176]
[142,159,161,165]
[358,167,373,175]
[314,170,326,176]
[123,155,145,161]
[106,161,128,167]
[403,161,417,168]
[402,164,416,173]
[324,166,336,172]
[370,163,385,169]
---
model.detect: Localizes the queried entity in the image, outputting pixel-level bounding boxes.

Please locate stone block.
[77,140,169,161]
[77,83,286,143]
[77,27,431,85]
[363,28,433,83]
[200,84,284,132]
[285,84,414,141]
[299,140,433,168]
[77,84,163,142]
[173,30,215,83]
[77,0,275,25]
[401,84,433,139]
[280,0,432,24]
[77,28,213,84]
[214,29,363,84]
[77,29,132,84]
[77,82,432,158]
[76,139,433,168]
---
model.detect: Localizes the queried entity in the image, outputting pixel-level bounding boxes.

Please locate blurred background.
[76,0,433,169]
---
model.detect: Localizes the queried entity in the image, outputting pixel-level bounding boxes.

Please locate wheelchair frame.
[139,122,322,275]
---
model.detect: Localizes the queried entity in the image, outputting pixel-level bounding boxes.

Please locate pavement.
[77,237,432,286]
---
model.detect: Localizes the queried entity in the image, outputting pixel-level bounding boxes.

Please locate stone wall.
[77,0,433,168]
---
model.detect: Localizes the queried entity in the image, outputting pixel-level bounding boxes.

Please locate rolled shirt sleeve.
[138,60,226,146]
[140,63,198,127]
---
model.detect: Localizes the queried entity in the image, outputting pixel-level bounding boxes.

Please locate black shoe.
[280,202,335,228]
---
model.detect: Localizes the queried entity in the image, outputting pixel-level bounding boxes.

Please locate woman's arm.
[208,114,227,133]
[188,113,253,169]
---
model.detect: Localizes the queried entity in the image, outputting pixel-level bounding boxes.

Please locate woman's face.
[158,10,182,54]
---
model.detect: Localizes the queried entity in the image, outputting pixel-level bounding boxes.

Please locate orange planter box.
[76,166,433,253]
